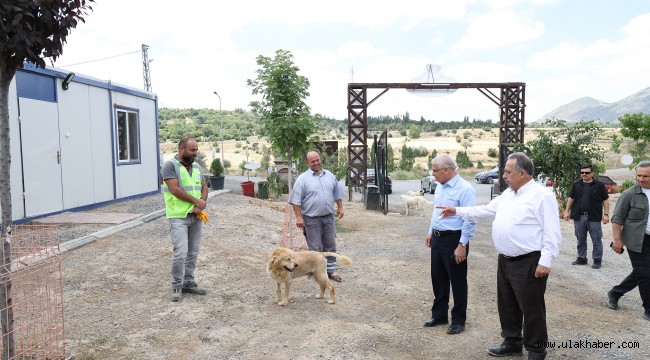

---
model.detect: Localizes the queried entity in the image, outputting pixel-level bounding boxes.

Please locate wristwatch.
[604,213,609,216]
[459,242,466,247]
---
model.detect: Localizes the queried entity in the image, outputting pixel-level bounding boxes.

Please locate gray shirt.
[161,155,205,182]
[289,168,341,217]
[611,184,649,252]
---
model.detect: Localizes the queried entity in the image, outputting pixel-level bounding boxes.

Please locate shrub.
[209,158,224,177]
[621,179,635,191]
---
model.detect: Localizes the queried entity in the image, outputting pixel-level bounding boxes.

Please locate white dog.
[405,189,425,197]
[400,194,433,216]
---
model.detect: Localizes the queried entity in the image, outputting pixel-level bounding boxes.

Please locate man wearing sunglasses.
[563,164,610,269]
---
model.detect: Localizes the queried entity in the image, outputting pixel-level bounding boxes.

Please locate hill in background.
[538,87,650,123]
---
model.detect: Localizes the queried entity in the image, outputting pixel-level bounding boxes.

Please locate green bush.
[621,179,635,191]
[209,158,224,177]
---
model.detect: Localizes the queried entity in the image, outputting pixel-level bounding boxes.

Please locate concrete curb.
[60,189,230,253]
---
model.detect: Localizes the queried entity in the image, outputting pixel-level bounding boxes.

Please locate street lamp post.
[213,91,224,166]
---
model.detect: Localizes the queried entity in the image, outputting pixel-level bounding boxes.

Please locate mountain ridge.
[538,87,650,123]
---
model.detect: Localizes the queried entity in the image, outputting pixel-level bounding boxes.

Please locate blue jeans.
[574,215,603,261]
[169,214,203,288]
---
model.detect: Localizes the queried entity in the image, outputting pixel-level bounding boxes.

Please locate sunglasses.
[580,171,592,175]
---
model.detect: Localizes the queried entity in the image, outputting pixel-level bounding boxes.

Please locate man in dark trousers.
[607,161,650,321]
[563,164,610,269]
[423,154,476,335]
[438,152,561,360]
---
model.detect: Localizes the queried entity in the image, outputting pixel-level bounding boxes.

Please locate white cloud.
[453,10,544,50]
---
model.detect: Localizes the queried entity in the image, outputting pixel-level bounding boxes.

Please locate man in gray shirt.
[289,151,344,281]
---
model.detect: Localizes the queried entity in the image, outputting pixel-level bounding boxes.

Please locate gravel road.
[58,180,649,359]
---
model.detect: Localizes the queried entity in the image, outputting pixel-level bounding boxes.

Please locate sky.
[54,0,650,123]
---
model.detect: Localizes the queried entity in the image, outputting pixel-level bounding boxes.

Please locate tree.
[387,144,396,172]
[515,120,604,209]
[399,145,415,171]
[1,0,94,233]
[409,124,421,139]
[247,49,313,190]
[1,3,93,357]
[455,151,473,168]
[619,113,650,164]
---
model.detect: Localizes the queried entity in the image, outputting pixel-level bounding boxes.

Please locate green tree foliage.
[455,151,473,168]
[427,149,438,164]
[610,134,622,153]
[387,144,396,172]
[196,151,208,171]
[487,148,498,158]
[514,120,604,207]
[399,144,415,170]
[409,124,421,139]
[260,145,271,171]
[247,49,314,189]
[0,0,94,353]
[619,113,650,164]
[477,160,484,169]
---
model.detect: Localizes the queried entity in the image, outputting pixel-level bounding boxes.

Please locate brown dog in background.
[266,247,352,306]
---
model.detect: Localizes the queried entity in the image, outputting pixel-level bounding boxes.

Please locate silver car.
[421,170,439,193]
[475,166,499,184]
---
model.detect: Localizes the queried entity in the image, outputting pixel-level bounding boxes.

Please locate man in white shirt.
[437,152,561,360]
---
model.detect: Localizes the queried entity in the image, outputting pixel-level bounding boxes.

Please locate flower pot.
[240,181,255,197]
[209,176,225,190]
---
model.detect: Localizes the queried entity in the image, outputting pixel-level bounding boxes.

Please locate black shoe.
[572,257,588,265]
[487,343,523,357]
[643,310,650,321]
[447,324,464,334]
[606,290,619,310]
[592,260,602,269]
[423,318,449,327]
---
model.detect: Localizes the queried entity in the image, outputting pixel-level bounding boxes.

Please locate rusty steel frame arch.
[347,82,525,200]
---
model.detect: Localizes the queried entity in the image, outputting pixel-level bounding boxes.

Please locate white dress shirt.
[455,179,562,267]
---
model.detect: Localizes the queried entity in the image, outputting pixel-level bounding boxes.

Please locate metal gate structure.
[347,82,526,200]
[374,131,389,214]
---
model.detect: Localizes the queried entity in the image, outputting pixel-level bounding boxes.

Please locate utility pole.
[142,44,152,92]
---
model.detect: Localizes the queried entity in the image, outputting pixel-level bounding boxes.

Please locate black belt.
[432,229,461,237]
[501,251,541,261]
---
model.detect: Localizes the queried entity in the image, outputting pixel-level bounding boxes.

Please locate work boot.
[182,281,207,295]
[171,287,182,302]
[571,257,587,265]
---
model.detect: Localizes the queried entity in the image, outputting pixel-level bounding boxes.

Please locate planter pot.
[240,181,255,197]
[209,176,225,190]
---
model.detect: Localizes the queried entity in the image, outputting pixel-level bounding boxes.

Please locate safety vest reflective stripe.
[162,185,202,193]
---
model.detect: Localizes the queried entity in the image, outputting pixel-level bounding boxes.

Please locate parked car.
[475,166,499,184]
[367,169,392,194]
[598,175,620,194]
[421,170,439,193]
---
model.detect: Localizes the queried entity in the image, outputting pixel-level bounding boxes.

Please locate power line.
[58,50,141,67]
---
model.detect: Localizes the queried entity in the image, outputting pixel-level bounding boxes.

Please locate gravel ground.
[58,181,650,359]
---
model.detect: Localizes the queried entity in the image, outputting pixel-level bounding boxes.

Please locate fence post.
[1,238,15,360]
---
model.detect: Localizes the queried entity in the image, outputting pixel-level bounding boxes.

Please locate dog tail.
[320,252,353,266]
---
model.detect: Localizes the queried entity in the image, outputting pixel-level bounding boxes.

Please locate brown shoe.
[328,274,342,282]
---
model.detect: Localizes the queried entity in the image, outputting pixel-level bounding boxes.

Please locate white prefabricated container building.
[3,63,160,223]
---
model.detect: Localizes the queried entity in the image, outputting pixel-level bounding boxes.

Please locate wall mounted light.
[62,72,75,90]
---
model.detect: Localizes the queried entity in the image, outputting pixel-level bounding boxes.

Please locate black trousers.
[610,234,650,311]
[497,252,547,354]
[430,232,468,325]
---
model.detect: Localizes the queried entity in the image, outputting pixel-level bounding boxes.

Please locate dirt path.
[63,193,649,359]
